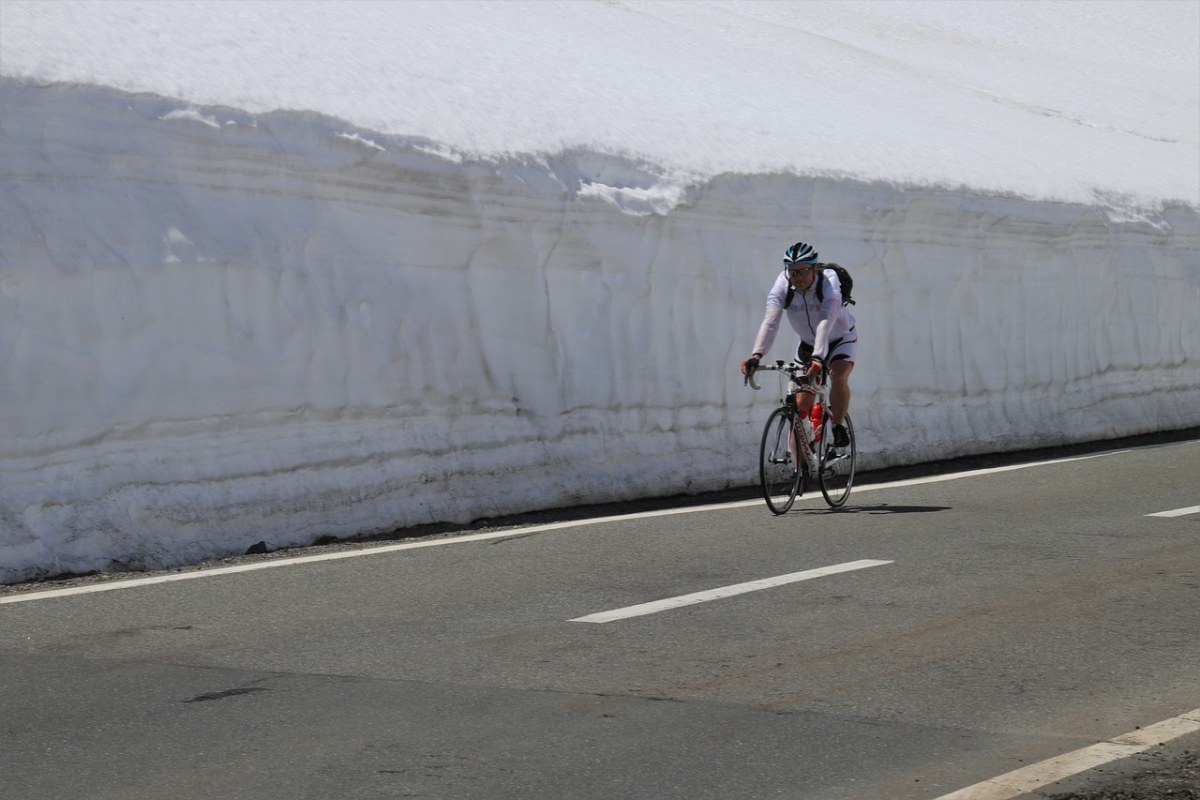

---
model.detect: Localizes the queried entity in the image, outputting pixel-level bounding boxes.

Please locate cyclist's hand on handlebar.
[741,356,760,386]
[806,359,824,380]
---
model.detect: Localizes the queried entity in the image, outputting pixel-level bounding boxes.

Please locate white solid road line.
[933,707,1200,800]
[0,447,1133,606]
[568,559,893,623]
[1146,505,1200,517]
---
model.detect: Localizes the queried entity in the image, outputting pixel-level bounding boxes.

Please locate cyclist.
[741,241,857,448]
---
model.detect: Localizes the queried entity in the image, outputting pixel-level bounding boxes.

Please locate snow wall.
[2,81,1198,583]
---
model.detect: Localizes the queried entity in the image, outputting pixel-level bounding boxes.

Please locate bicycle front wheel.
[759,407,803,515]
[818,413,856,508]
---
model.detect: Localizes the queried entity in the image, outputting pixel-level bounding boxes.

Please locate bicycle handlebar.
[745,358,825,391]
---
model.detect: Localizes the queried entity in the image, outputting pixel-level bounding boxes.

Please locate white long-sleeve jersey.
[752,268,856,360]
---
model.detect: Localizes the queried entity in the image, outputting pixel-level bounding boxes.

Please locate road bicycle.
[747,360,856,513]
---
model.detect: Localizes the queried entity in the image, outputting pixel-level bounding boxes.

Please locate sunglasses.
[785,264,816,276]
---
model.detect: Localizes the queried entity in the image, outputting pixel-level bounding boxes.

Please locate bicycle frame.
[750,360,822,463]
[748,359,855,510]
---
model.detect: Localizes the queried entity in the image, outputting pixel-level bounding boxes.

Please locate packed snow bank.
[3,1,1196,211]
[1,81,1198,582]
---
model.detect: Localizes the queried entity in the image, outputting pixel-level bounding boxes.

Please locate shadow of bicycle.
[802,503,951,515]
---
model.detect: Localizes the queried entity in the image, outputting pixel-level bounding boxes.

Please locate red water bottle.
[810,403,823,442]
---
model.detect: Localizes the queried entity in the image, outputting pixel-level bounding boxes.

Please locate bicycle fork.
[794,418,816,473]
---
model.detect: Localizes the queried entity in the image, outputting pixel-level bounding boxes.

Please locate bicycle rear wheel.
[759,407,803,515]
[818,413,856,508]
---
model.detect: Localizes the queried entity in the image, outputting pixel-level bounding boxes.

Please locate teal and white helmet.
[783,241,818,265]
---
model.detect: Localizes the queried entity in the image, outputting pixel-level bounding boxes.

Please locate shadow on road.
[802,503,952,515]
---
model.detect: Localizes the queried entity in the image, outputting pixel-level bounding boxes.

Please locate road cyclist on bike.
[741,240,858,449]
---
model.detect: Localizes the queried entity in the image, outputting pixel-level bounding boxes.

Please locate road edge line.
[933,708,1200,799]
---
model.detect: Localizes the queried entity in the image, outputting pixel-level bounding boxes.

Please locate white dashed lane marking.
[568,559,893,623]
[1146,505,1200,518]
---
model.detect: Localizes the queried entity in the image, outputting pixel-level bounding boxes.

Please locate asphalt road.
[2,439,1198,800]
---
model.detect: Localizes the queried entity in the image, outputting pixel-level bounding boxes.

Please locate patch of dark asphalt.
[1043,745,1199,800]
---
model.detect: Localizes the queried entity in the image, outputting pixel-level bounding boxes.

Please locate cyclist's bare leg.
[795,389,815,416]
[828,360,854,424]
